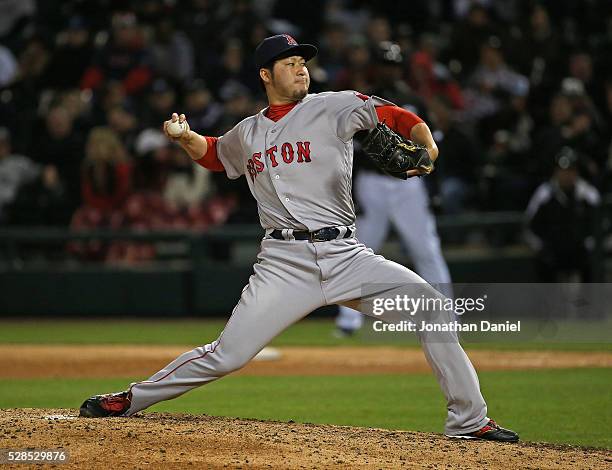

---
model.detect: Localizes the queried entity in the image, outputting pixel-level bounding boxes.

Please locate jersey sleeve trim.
[362,94,397,128]
[375,105,424,139]
[194,136,225,172]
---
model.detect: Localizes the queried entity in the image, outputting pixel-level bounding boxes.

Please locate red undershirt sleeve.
[194,136,225,172]
[375,105,424,139]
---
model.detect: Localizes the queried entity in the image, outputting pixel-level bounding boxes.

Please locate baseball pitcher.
[79,35,518,442]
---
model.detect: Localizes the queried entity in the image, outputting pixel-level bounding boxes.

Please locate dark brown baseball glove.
[362,122,434,180]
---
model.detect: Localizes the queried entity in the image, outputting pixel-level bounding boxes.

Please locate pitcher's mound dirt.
[1,409,610,469]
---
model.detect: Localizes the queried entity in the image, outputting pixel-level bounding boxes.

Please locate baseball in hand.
[167,120,187,138]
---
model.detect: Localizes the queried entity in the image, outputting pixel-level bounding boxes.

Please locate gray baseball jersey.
[216,91,393,230]
[125,91,489,436]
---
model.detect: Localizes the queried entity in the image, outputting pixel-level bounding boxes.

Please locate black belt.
[269,226,354,242]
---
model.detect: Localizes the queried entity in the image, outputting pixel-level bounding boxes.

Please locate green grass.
[0,319,609,447]
[1,368,610,448]
[0,318,610,350]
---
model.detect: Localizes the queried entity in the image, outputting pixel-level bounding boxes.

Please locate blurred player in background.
[335,42,452,336]
[526,147,601,282]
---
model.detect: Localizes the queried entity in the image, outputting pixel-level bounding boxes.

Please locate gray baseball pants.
[127,236,488,434]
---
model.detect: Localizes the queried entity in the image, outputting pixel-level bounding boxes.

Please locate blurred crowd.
[0,0,611,263]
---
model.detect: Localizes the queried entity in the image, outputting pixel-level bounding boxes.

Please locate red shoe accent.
[473,423,495,437]
[100,392,131,413]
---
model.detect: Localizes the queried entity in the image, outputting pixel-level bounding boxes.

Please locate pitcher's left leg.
[323,239,487,434]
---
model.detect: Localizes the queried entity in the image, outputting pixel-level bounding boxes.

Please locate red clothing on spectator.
[410,51,464,109]
[80,34,152,95]
[82,162,132,212]
[81,65,152,95]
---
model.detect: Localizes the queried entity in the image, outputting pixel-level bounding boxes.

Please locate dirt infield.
[2,347,611,468]
[1,409,610,469]
[1,345,611,378]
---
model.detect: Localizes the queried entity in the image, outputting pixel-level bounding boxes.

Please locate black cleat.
[446,419,519,442]
[79,391,132,418]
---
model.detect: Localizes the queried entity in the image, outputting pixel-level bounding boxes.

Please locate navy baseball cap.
[255,34,317,69]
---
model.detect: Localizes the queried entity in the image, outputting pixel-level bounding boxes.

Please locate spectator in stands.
[445,4,500,79]
[369,41,425,115]
[132,128,171,193]
[532,92,573,175]
[561,79,607,182]
[90,81,132,128]
[163,145,213,216]
[480,86,533,157]
[7,164,71,226]
[408,34,464,109]
[471,38,533,208]
[567,50,603,114]
[128,129,209,232]
[534,81,606,183]
[79,127,132,214]
[182,79,223,136]
[69,127,134,262]
[0,0,35,52]
[216,81,255,133]
[106,104,139,155]
[141,78,177,129]
[80,12,153,96]
[208,81,258,226]
[207,38,258,98]
[0,0,609,269]
[0,127,39,222]
[478,85,534,194]
[58,89,94,135]
[149,16,195,84]
[513,4,561,75]
[323,0,369,33]
[366,15,392,45]
[462,36,529,126]
[0,37,45,159]
[125,131,216,234]
[332,34,372,92]
[525,147,601,282]
[604,78,612,129]
[15,35,50,90]
[429,96,481,214]
[513,3,562,117]
[480,129,533,211]
[605,79,612,192]
[177,0,219,79]
[32,105,84,210]
[0,45,18,87]
[44,16,93,90]
[317,22,349,85]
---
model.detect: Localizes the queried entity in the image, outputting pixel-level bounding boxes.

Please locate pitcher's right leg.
[80,239,325,417]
